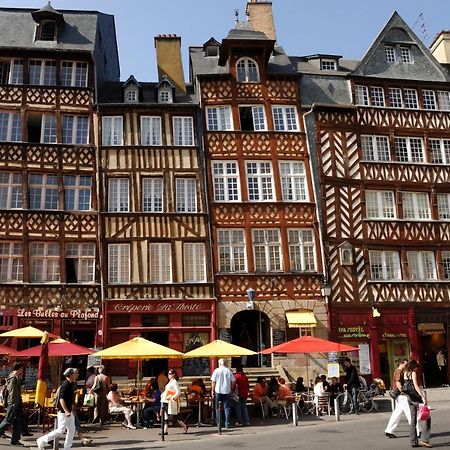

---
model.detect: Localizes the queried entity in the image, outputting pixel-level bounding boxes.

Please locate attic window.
[206,46,219,57]
[320,60,337,71]
[125,89,138,104]
[385,46,396,63]
[400,47,413,64]
[236,58,259,83]
[36,20,56,41]
[159,88,172,104]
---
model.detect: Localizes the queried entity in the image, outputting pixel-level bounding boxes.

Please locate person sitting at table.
[277,378,293,400]
[267,376,279,400]
[313,376,328,414]
[328,376,344,409]
[187,379,203,402]
[141,381,161,428]
[295,377,307,393]
[106,384,136,429]
[253,377,278,417]
[320,374,330,391]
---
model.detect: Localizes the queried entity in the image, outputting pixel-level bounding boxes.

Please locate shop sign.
[382,332,407,338]
[358,344,371,375]
[112,302,209,314]
[337,326,369,339]
[17,308,99,320]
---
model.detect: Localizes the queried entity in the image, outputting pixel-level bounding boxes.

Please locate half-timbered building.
[0,5,119,351]
[298,12,450,385]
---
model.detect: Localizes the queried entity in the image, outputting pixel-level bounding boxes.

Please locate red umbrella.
[0,344,18,355]
[14,338,94,358]
[261,336,359,354]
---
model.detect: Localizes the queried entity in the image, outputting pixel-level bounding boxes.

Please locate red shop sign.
[109,300,213,314]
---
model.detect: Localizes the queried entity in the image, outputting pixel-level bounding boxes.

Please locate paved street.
[1,400,449,450]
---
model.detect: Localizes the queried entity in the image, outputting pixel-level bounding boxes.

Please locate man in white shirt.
[211,358,235,429]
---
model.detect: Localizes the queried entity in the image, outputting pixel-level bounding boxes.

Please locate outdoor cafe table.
[123,397,146,426]
[189,396,212,428]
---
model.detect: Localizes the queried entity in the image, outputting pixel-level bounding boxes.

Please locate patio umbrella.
[14,338,94,358]
[35,332,50,407]
[183,339,257,358]
[0,326,58,339]
[0,344,18,355]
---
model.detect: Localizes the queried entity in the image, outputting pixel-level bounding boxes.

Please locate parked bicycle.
[339,381,383,414]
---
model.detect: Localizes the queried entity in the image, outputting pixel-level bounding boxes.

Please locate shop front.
[103,299,215,378]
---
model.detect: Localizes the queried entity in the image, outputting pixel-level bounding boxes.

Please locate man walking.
[385,359,410,438]
[37,368,78,450]
[342,357,361,414]
[0,361,24,446]
[211,358,235,429]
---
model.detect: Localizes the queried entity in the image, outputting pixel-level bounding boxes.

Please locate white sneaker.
[36,438,46,450]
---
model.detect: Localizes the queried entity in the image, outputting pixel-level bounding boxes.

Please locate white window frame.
[442,251,450,279]
[370,86,385,107]
[29,59,56,86]
[158,88,172,104]
[407,251,436,280]
[246,161,274,201]
[401,192,430,220]
[400,47,413,64]
[125,88,138,104]
[140,116,162,146]
[149,242,172,283]
[320,60,337,71]
[61,115,89,145]
[438,91,450,111]
[65,242,95,283]
[437,193,450,220]
[361,135,391,162]
[236,57,260,83]
[394,137,424,163]
[388,87,403,108]
[108,178,129,212]
[184,242,206,282]
[365,190,396,219]
[369,250,401,280]
[0,172,22,209]
[403,88,419,109]
[60,61,88,87]
[29,242,60,283]
[279,161,308,201]
[288,228,316,272]
[0,242,22,282]
[9,59,23,85]
[29,173,58,210]
[173,116,194,146]
[272,106,299,131]
[252,228,282,272]
[0,111,21,142]
[176,178,197,212]
[108,243,130,284]
[239,105,267,131]
[64,175,92,211]
[142,177,163,212]
[385,46,396,63]
[102,116,123,146]
[217,229,246,273]
[206,106,233,131]
[41,114,57,144]
[211,161,240,202]
[355,85,369,106]
[422,90,437,110]
[429,138,450,164]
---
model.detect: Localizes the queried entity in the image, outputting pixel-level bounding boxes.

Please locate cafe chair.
[315,394,331,417]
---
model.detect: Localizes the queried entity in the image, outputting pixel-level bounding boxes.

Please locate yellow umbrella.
[183,339,257,358]
[0,326,58,339]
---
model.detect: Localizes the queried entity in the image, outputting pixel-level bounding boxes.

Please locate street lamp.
[246,287,255,310]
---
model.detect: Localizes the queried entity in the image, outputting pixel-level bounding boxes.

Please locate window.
[36,21,56,41]
[149,243,172,283]
[404,89,418,109]
[320,60,336,71]
[9,59,23,84]
[239,106,266,131]
[437,194,450,220]
[142,178,163,212]
[65,243,95,283]
[102,116,123,146]
[29,173,58,210]
[64,175,92,211]
[246,161,274,201]
[173,117,194,146]
[29,60,56,85]
[159,89,172,104]
[29,242,60,282]
[61,61,88,87]
[108,243,130,284]
[206,106,232,131]
[0,242,22,282]
[184,243,206,282]
[108,178,129,212]
[407,251,436,280]
[369,250,401,280]
[385,46,396,63]
[272,106,299,131]
[217,229,246,272]
[252,228,282,272]
[438,91,450,111]
[394,137,424,163]
[365,190,396,219]
[388,87,403,108]
[361,135,391,161]
[142,315,169,327]
[422,90,437,110]
[0,173,22,209]
[62,115,89,144]
[279,161,307,201]
[400,47,413,63]
[140,116,162,146]
[41,115,57,143]
[429,139,450,164]
[182,314,210,326]
[212,161,240,202]
[370,87,385,107]
[354,85,369,106]
[288,229,316,271]
[402,192,430,220]
[176,178,197,212]
[236,58,259,83]
[0,112,21,142]
[442,251,450,279]
[125,89,138,103]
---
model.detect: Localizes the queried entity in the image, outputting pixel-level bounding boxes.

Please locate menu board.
[182,332,210,377]
[272,329,286,347]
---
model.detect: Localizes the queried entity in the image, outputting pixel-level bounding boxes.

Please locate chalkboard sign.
[272,329,286,347]
[24,365,38,389]
[219,328,232,343]
[182,358,210,377]
[87,351,102,368]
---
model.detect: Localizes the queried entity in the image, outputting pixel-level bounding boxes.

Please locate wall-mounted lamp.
[246,287,255,310]
[372,306,381,318]
[54,305,63,313]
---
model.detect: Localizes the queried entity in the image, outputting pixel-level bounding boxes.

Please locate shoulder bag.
[401,374,422,403]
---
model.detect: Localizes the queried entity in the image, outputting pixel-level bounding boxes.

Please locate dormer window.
[320,59,337,71]
[31,3,64,43]
[36,20,56,41]
[125,88,138,104]
[157,76,175,104]
[206,46,219,57]
[122,75,141,104]
[236,57,259,83]
[385,45,396,63]
[400,46,413,63]
[159,89,172,104]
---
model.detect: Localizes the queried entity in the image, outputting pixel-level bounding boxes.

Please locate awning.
[418,323,445,336]
[286,310,317,328]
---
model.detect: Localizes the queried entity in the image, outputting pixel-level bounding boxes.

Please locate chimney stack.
[246,1,276,42]
[430,31,450,65]
[154,34,186,94]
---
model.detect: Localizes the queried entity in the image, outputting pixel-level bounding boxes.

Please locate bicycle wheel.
[360,396,374,413]
[339,394,351,414]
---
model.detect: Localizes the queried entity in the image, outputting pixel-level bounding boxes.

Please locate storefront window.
[141,314,169,327]
[109,314,130,328]
[182,314,210,327]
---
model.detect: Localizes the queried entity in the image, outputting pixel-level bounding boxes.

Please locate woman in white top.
[106,383,136,429]
[160,369,188,435]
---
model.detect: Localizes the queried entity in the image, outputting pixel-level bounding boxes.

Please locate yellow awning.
[183,340,257,358]
[286,310,317,328]
[418,323,445,335]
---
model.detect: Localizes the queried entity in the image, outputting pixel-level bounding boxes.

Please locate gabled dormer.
[203,38,220,57]
[156,75,175,104]
[31,2,64,42]
[122,75,141,104]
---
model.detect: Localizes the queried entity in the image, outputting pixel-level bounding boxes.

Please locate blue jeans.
[235,397,250,425]
[348,386,359,413]
[0,403,22,444]
[215,393,231,428]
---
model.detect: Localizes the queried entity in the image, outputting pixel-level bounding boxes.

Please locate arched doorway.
[231,310,271,367]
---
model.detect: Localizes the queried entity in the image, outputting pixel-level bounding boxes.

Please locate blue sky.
[4,0,448,81]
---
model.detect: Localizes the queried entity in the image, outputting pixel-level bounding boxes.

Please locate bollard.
[217,400,222,435]
[334,397,340,421]
[52,417,59,450]
[160,410,165,442]
[292,401,298,427]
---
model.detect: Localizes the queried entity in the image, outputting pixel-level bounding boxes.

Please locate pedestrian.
[160,369,188,435]
[211,358,235,429]
[437,348,447,386]
[91,365,110,425]
[385,359,410,438]
[36,367,79,450]
[234,365,250,426]
[85,366,96,390]
[342,357,361,414]
[0,361,25,446]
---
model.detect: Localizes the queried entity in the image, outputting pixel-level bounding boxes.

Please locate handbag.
[389,388,400,400]
[417,404,431,421]
[401,376,422,403]
[83,393,95,407]
[92,376,102,394]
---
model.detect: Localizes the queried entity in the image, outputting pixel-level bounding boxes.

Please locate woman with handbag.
[403,360,431,448]
[160,369,188,435]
